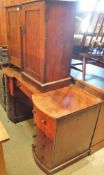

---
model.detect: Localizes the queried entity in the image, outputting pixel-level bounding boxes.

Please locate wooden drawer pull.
[32,123,37,127]
[41,119,47,125]
[32,109,36,113]
[33,134,37,138]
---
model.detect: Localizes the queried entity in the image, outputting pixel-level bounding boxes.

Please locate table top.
[32,84,102,118]
[0,121,9,143]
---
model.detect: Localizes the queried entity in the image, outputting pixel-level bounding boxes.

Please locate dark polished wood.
[6,5,22,68]
[32,84,102,174]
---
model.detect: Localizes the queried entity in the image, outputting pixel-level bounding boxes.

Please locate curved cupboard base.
[32,147,89,175]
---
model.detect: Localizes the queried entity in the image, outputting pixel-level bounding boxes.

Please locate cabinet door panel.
[22,2,45,82]
[7,7,21,67]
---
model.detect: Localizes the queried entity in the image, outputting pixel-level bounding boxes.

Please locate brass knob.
[33,134,37,138]
[41,119,47,125]
[32,109,36,113]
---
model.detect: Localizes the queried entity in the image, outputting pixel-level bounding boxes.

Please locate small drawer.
[35,108,56,141]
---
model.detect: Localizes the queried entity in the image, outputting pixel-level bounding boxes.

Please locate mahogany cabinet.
[32,84,102,174]
[6,5,22,68]
[21,0,76,88]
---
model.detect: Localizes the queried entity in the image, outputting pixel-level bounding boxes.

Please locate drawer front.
[34,108,56,141]
[33,128,53,169]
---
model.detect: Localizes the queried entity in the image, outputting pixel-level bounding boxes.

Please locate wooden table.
[0,121,9,175]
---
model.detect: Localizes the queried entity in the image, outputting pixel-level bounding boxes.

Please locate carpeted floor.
[0,105,104,175]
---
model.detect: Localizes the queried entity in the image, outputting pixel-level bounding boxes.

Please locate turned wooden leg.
[82,57,86,81]
[0,144,6,175]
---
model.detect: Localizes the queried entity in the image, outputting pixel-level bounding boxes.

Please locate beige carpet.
[0,105,104,175]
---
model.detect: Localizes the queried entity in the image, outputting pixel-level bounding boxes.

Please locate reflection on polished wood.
[32,84,101,118]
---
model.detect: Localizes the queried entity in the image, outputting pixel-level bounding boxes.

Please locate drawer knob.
[32,123,37,127]
[33,134,37,138]
[32,109,36,113]
[41,119,47,125]
[40,144,45,149]
[32,144,37,149]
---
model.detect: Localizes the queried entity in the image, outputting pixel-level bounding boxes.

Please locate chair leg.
[82,57,86,81]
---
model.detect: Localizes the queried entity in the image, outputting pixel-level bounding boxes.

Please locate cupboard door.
[7,7,21,68]
[22,2,45,83]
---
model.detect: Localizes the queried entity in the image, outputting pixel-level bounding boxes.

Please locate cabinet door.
[7,6,21,68]
[22,2,45,83]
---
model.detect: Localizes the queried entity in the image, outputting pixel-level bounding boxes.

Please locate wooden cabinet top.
[32,84,102,119]
[0,122,9,143]
[6,0,77,8]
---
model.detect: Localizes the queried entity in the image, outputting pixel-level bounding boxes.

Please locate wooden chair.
[72,6,104,81]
